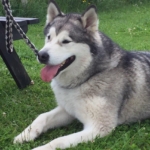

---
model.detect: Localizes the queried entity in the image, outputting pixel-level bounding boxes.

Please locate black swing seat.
[0,17,39,89]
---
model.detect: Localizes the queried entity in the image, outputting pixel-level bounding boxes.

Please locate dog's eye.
[62,40,71,44]
[47,35,51,40]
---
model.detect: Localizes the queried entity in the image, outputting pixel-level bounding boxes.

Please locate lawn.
[1,2,150,150]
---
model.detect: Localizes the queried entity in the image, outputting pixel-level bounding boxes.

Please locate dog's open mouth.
[55,56,75,77]
[40,56,75,82]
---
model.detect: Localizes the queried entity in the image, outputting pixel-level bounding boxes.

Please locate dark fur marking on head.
[44,14,65,36]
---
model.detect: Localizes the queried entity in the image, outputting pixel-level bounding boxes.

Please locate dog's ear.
[46,0,62,25]
[81,5,99,32]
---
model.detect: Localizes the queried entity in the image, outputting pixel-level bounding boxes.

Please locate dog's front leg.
[32,128,98,150]
[14,106,74,144]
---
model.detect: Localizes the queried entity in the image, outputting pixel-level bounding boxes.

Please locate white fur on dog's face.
[40,27,92,87]
[38,1,101,87]
[43,27,73,65]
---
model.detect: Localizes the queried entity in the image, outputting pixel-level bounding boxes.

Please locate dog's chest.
[51,81,81,112]
[51,80,95,123]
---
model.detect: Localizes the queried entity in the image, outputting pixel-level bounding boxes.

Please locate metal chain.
[2,0,38,55]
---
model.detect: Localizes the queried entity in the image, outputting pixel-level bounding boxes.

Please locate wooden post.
[0,21,31,89]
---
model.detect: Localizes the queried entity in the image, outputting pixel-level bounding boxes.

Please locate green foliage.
[9,0,47,19]
[0,0,48,22]
[0,1,150,150]
[0,0,150,21]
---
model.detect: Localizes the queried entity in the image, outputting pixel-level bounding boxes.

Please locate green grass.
[1,2,150,150]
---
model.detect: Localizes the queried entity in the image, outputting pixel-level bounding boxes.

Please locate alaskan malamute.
[14,0,150,149]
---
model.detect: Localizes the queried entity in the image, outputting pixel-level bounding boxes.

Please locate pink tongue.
[40,65,60,82]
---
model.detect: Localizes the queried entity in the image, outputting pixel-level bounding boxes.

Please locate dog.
[14,0,150,149]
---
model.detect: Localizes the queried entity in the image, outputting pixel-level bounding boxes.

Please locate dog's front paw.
[14,114,47,144]
[14,125,41,144]
[14,134,25,144]
[13,132,33,144]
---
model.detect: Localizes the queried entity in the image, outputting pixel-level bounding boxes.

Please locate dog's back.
[117,51,150,124]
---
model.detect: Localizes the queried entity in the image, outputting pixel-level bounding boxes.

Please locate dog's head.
[38,0,102,88]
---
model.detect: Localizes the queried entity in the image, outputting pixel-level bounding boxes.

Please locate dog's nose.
[38,51,49,64]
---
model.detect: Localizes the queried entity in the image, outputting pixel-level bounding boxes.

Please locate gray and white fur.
[14,0,150,150]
